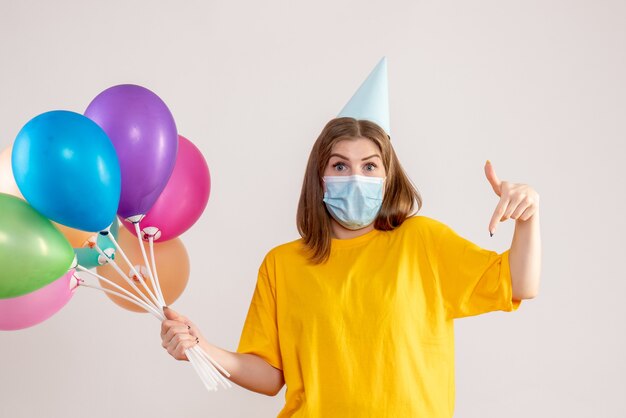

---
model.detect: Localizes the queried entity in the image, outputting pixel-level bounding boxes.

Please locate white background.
[1,1,624,417]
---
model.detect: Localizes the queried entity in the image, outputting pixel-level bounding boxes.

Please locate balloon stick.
[105,229,162,308]
[92,243,160,311]
[132,222,165,307]
[147,235,166,307]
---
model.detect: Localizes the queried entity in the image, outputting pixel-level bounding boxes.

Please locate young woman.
[160,117,541,417]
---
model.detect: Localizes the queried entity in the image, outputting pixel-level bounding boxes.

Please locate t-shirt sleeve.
[432,220,522,319]
[236,254,283,370]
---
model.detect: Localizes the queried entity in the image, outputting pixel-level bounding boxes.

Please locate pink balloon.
[121,135,210,242]
[0,269,77,331]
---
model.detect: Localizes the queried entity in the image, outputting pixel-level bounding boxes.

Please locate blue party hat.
[337,56,390,135]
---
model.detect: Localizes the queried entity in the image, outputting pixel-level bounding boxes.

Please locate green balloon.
[0,193,74,299]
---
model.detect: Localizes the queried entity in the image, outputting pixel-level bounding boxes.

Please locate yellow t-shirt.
[236,215,522,417]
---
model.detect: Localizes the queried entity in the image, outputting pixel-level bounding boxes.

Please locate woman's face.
[322,137,386,191]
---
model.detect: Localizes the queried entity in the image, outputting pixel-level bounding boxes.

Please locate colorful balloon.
[1,143,97,246]
[2,143,99,253]
[0,270,77,331]
[12,110,121,232]
[74,219,119,269]
[96,227,189,313]
[56,225,94,248]
[0,144,22,198]
[121,135,210,242]
[0,193,75,299]
[84,84,178,221]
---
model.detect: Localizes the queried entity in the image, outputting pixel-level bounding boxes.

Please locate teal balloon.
[0,193,75,299]
[74,247,100,269]
[74,219,119,268]
[12,110,121,232]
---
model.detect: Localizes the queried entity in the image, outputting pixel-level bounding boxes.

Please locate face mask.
[322,174,385,230]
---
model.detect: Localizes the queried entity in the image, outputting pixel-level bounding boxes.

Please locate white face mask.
[322,175,386,230]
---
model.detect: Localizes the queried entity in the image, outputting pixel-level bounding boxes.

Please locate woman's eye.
[364,163,377,171]
[333,162,347,171]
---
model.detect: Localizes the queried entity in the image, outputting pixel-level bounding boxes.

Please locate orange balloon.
[96,227,189,313]
[1,143,96,247]
[54,224,94,248]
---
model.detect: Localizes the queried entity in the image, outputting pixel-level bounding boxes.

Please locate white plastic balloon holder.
[75,218,232,392]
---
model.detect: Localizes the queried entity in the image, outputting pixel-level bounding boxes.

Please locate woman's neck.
[330,219,375,240]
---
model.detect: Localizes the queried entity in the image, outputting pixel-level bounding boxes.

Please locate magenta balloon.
[0,269,77,331]
[121,135,210,242]
[84,84,178,221]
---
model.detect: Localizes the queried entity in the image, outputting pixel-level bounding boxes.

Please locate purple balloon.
[84,84,178,221]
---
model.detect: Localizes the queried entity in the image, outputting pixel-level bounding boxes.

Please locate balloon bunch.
[0,84,230,392]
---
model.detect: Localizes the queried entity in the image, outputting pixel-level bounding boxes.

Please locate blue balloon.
[12,110,121,232]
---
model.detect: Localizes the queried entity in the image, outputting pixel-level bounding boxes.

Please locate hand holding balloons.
[2,84,229,392]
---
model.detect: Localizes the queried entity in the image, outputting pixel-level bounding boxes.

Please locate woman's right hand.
[160,306,285,396]
[160,306,201,361]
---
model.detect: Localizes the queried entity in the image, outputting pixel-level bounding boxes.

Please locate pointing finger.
[484,160,502,197]
[489,196,509,235]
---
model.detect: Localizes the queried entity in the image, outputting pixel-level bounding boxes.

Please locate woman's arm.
[198,339,285,396]
[484,160,541,300]
[509,212,541,299]
[161,307,285,396]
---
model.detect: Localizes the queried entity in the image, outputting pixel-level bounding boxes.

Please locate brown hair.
[296,117,422,264]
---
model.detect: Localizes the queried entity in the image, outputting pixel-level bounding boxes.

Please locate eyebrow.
[329,153,381,161]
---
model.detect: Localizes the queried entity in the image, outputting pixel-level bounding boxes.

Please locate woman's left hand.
[484,160,540,236]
